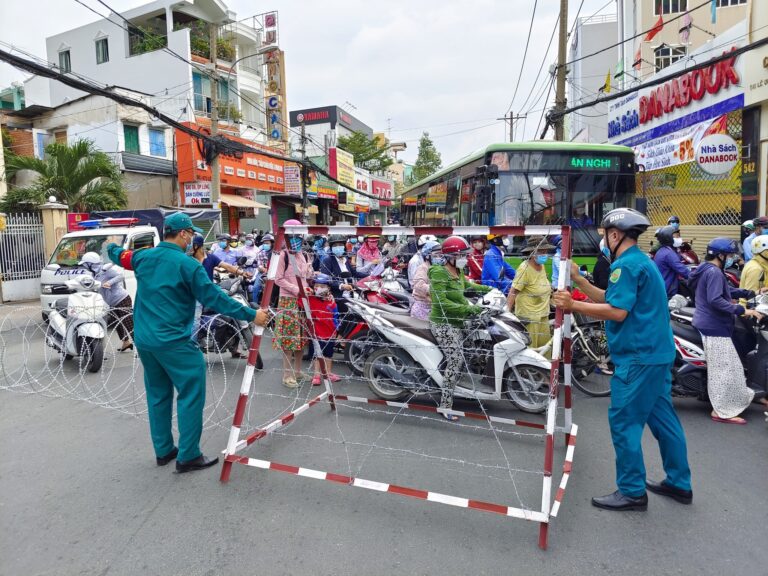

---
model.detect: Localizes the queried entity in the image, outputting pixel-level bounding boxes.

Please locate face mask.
[357,236,364,243]
[245,240,254,247]
[290,237,303,252]
[387,236,395,242]
[261,243,271,252]
[535,254,549,265]
[473,242,484,250]
[673,237,683,248]
[230,242,238,248]
[762,228,768,235]
[455,257,468,269]
[671,222,680,230]
[315,286,330,297]
[432,254,446,266]
[599,239,611,262]
[218,241,228,249]
[367,241,378,248]
[349,238,358,245]
[332,246,345,257]
[725,256,735,269]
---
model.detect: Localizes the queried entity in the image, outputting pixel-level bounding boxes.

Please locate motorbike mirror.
[237,256,248,266]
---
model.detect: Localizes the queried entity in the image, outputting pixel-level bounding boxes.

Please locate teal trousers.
[137,340,207,462]
[609,363,692,497]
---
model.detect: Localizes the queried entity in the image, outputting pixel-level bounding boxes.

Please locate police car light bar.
[76,217,140,229]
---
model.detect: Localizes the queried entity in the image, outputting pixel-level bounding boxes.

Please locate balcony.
[127,11,169,57]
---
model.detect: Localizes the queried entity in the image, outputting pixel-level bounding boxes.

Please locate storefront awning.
[221,194,270,209]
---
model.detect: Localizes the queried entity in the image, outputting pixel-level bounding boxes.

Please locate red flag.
[644,15,664,42]
[632,44,642,70]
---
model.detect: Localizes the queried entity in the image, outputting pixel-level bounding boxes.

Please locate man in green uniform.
[107,212,268,473]
[554,208,692,511]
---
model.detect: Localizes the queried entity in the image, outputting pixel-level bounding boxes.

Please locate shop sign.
[184,181,211,205]
[372,178,394,207]
[695,133,739,175]
[290,106,336,127]
[402,196,417,206]
[426,181,447,206]
[354,169,370,208]
[607,21,745,147]
[328,147,355,188]
[634,118,713,171]
[284,164,302,196]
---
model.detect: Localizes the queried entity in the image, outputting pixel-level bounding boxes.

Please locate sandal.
[711,414,746,425]
[328,373,341,383]
[282,377,298,389]
[311,375,322,386]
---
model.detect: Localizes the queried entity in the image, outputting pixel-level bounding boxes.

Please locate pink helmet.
[283,219,302,226]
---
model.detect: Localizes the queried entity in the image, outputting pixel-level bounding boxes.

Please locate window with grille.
[654,0,688,15]
[58,50,71,73]
[654,45,687,71]
[95,38,109,64]
[716,0,746,6]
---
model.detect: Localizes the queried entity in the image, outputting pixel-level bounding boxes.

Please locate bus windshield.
[49,234,126,267]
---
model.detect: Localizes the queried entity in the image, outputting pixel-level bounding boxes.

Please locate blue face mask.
[289,237,303,251]
[431,254,446,266]
[671,222,680,230]
[218,241,228,249]
[332,246,345,257]
[535,254,549,265]
[261,243,271,252]
[245,240,254,247]
[599,239,611,262]
[725,256,735,269]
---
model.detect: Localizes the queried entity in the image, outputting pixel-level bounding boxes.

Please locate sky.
[0,0,616,165]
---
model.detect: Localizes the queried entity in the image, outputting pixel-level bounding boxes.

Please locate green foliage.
[218,103,242,123]
[177,21,235,61]
[1,127,13,156]
[408,132,442,184]
[336,131,393,173]
[0,139,127,213]
[128,25,167,56]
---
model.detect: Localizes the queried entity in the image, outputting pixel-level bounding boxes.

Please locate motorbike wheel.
[79,337,104,373]
[571,330,613,398]
[364,347,410,401]
[504,364,550,414]
[344,328,376,375]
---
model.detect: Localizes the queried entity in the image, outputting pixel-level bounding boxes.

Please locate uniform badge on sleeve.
[609,268,622,284]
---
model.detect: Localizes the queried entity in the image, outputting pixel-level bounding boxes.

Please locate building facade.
[568,14,619,143]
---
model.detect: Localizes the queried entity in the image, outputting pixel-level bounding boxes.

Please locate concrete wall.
[123,172,175,209]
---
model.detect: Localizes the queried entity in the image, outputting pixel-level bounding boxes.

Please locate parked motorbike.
[353,289,552,413]
[45,275,108,373]
[668,294,768,402]
[200,272,262,367]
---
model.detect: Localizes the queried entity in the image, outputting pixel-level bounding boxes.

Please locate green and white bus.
[399,142,637,256]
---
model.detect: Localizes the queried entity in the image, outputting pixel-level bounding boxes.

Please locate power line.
[505,0,539,114]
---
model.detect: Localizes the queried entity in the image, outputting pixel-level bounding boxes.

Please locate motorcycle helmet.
[78,252,101,267]
[441,236,470,255]
[655,226,676,247]
[417,234,437,246]
[742,220,755,231]
[421,240,441,258]
[216,233,231,241]
[600,208,651,239]
[551,235,562,248]
[313,273,332,285]
[328,234,346,246]
[261,233,274,243]
[667,215,680,226]
[753,216,768,233]
[192,234,205,249]
[486,233,505,246]
[751,235,768,257]
[706,237,739,258]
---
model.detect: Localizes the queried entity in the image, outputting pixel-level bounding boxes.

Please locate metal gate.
[0,213,46,302]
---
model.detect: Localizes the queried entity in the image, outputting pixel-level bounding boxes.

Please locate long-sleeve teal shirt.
[107,241,256,350]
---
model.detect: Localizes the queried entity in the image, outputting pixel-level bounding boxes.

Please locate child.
[307,274,341,386]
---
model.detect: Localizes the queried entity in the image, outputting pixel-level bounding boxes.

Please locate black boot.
[591,490,648,511]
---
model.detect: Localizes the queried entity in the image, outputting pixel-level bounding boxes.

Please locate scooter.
[668,294,768,401]
[352,289,552,413]
[45,275,108,373]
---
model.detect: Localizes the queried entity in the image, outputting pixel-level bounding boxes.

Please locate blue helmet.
[421,240,441,257]
[551,235,562,248]
[706,237,739,257]
[193,234,205,248]
[313,273,333,285]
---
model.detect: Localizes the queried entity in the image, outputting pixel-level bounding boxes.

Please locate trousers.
[609,362,692,497]
[430,322,465,409]
[136,340,207,462]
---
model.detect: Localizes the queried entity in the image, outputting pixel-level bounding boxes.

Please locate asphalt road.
[1,304,766,576]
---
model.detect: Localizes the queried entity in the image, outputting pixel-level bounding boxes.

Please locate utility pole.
[553,0,569,141]
[209,23,221,230]
[299,123,309,224]
[496,111,527,142]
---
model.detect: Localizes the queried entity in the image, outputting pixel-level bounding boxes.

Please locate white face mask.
[455,257,468,269]
[315,286,329,297]
[673,237,683,248]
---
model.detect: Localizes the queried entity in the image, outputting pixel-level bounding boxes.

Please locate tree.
[1,139,127,213]
[336,131,393,173]
[409,132,442,184]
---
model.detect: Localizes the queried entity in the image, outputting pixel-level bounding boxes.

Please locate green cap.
[164,212,202,233]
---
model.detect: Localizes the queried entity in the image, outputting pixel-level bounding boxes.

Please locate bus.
[399,142,637,256]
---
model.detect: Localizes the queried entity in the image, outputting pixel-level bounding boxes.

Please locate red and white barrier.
[219,225,579,550]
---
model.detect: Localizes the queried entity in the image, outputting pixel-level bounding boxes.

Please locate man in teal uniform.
[554,208,692,510]
[108,212,268,473]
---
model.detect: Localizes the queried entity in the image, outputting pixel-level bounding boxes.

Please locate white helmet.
[78,252,101,266]
[417,234,438,246]
[751,235,768,257]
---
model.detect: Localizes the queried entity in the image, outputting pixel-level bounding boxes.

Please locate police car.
[40,218,159,320]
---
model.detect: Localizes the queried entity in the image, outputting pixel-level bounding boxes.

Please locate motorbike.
[352,289,552,413]
[45,275,108,373]
[199,272,262,367]
[677,264,740,302]
[668,294,768,402]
